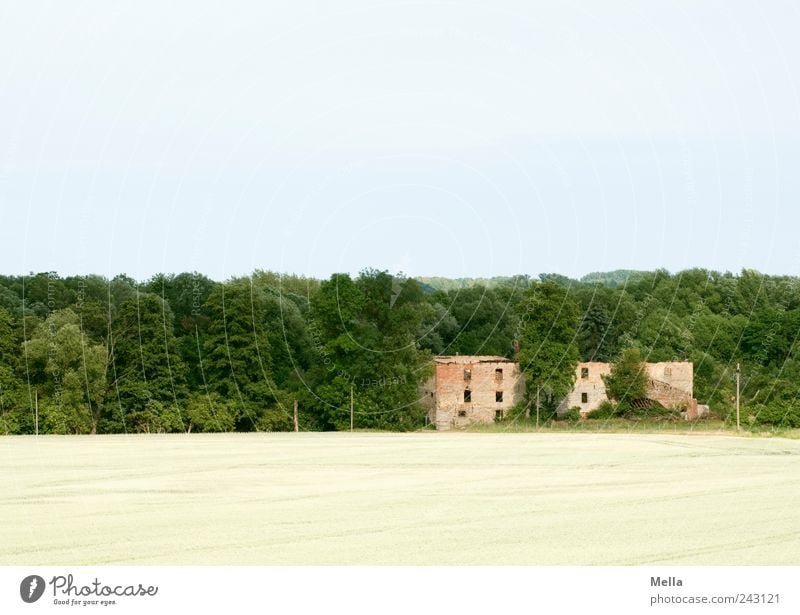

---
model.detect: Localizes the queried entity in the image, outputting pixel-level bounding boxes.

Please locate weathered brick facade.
[423,356,525,430]
[560,360,694,416]
[424,357,695,427]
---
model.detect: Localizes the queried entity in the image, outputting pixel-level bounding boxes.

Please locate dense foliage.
[517,282,581,421]
[1,268,799,433]
[601,347,648,410]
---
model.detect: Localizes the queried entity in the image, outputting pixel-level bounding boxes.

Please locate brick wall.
[428,356,525,430]
[561,362,612,414]
[644,362,693,407]
[559,361,694,415]
[428,358,694,425]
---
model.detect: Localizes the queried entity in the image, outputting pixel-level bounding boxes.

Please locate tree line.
[0,267,798,434]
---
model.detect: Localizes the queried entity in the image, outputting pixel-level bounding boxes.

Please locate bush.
[257,405,294,432]
[751,401,800,428]
[558,407,582,421]
[128,399,185,433]
[504,401,530,421]
[586,400,619,419]
[623,400,679,420]
[186,392,237,432]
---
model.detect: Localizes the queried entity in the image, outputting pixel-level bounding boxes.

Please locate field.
[2,432,799,565]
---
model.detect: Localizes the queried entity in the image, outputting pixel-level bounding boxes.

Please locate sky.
[1,0,799,281]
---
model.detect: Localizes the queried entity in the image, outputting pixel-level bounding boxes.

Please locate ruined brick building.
[422,356,526,430]
[423,356,696,429]
[559,361,695,417]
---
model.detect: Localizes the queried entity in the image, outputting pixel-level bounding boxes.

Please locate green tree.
[185,392,238,432]
[307,271,432,431]
[259,290,314,388]
[434,286,522,357]
[416,301,458,355]
[517,282,580,421]
[0,364,24,434]
[128,398,184,434]
[578,303,611,361]
[691,351,733,418]
[108,293,187,433]
[201,279,287,431]
[24,309,107,434]
[602,347,648,410]
[0,308,26,433]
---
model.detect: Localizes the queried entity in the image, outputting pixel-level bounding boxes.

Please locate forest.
[0,267,799,434]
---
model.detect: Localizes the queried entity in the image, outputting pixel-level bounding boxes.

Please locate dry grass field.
[2,432,799,565]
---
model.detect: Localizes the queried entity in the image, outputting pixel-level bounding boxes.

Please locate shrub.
[128,399,185,433]
[623,400,678,420]
[751,401,800,428]
[587,400,618,419]
[558,407,582,421]
[504,401,531,421]
[186,392,237,432]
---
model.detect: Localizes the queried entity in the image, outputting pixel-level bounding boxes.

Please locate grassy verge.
[466,418,800,438]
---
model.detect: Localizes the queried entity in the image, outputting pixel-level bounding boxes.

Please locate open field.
[2,432,799,565]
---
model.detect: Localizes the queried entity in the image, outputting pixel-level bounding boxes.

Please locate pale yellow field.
[1,433,799,565]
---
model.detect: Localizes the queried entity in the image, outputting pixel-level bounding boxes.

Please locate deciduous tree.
[517,281,580,421]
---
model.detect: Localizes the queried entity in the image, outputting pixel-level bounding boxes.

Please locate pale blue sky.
[1,1,799,280]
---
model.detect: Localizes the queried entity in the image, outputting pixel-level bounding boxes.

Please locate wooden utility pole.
[350,385,354,432]
[736,363,741,432]
[34,390,39,436]
[293,399,299,433]
[0,386,6,436]
[536,386,541,429]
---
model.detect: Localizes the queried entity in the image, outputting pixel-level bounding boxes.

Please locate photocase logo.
[20,575,45,603]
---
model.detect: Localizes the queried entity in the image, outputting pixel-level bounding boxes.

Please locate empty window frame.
[495,368,503,380]
[463,369,471,381]
[495,410,504,420]
[496,391,503,403]
[581,392,588,404]
[581,367,589,379]
[463,390,472,403]
[458,410,467,417]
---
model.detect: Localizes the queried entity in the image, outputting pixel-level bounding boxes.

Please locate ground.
[1,432,799,565]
